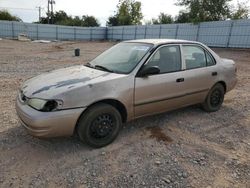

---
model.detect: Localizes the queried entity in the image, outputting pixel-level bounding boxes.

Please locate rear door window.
[206,51,216,66]
[182,45,216,69]
[182,46,206,69]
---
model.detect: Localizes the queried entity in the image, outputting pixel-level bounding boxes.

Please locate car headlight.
[28,98,62,112]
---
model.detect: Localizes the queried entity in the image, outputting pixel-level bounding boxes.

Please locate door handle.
[212,72,217,76]
[176,78,184,82]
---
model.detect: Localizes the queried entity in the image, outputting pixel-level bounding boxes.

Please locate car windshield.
[87,42,153,74]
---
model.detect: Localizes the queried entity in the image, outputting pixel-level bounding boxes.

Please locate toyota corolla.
[16,39,237,147]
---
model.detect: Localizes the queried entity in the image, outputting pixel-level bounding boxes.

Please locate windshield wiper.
[95,65,114,73]
[84,62,94,68]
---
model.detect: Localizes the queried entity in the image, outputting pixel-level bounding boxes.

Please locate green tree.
[231,1,249,19]
[107,16,119,26]
[0,10,21,21]
[54,11,68,23]
[38,10,99,27]
[39,10,69,25]
[152,13,174,24]
[130,1,143,24]
[82,15,100,27]
[107,0,143,26]
[175,10,190,23]
[176,0,232,23]
[117,0,131,25]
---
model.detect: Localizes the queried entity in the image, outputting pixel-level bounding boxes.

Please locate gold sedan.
[16,39,237,147]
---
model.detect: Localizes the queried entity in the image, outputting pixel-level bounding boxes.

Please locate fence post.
[196,23,200,41]
[11,22,15,39]
[122,26,124,40]
[74,27,76,41]
[144,25,147,39]
[112,27,114,41]
[159,25,162,38]
[56,26,58,40]
[90,28,93,41]
[134,26,137,39]
[227,21,234,48]
[175,25,179,39]
[36,24,39,40]
[105,27,108,40]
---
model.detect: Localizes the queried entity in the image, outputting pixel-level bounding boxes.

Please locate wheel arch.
[74,99,128,134]
[216,81,227,93]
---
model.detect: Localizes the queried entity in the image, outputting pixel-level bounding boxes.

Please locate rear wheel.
[77,103,122,148]
[202,83,225,112]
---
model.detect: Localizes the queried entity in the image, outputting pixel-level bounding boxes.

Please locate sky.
[0,0,248,25]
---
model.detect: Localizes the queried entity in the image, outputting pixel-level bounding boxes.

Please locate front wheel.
[77,103,122,148]
[202,83,225,112]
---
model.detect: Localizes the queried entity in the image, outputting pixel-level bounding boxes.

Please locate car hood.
[21,65,113,99]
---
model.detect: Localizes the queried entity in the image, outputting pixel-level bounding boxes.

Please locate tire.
[77,103,122,148]
[202,83,225,112]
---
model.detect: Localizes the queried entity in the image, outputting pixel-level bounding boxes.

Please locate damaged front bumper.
[15,96,85,138]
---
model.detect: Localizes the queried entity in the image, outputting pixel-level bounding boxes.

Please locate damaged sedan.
[16,39,237,148]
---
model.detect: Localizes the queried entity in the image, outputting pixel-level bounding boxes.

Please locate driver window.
[146,45,182,74]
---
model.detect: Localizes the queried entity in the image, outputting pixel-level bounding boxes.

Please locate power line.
[38,0,46,6]
[0,6,37,11]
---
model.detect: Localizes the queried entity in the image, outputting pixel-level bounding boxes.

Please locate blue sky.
[0,0,248,25]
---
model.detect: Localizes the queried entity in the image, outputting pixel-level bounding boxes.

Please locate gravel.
[0,39,250,187]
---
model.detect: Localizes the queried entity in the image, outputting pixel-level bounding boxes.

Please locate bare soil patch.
[0,39,249,188]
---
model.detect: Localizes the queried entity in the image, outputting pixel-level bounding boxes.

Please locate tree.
[107,16,119,26]
[0,10,21,21]
[82,15,100,27]
[54,11,68,23]
[106,0,143,26]
[130,1,143,24]
[116,0,132,25]
[38,10,69,25]
[176,0,232,23]
[152,13,174,24]
[38,10,100,27]
[231,1,249,19]
[175,10,190,23]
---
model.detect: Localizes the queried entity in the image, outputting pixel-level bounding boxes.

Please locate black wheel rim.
[210,89,222,107]
[90,114,115,139]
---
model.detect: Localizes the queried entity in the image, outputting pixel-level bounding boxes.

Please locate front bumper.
[16,97,85,138]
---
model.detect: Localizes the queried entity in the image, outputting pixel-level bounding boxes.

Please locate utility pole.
[47,0,55,24]
[47,0,50,24]
[36,6,42,22]
[50,0,55,24]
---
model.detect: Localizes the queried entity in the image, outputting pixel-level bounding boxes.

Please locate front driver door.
[134,45,187,118]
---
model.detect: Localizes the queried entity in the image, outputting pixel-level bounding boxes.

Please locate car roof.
[125,39,201,45]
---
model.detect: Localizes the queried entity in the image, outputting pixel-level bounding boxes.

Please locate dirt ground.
[0,39,249,188]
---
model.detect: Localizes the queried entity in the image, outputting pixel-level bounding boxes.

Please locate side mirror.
[137,66,160,77]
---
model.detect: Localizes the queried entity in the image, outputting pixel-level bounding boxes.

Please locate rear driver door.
[179,45,218,105]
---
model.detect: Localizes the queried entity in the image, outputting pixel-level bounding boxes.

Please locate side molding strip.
[134,89,209,106]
